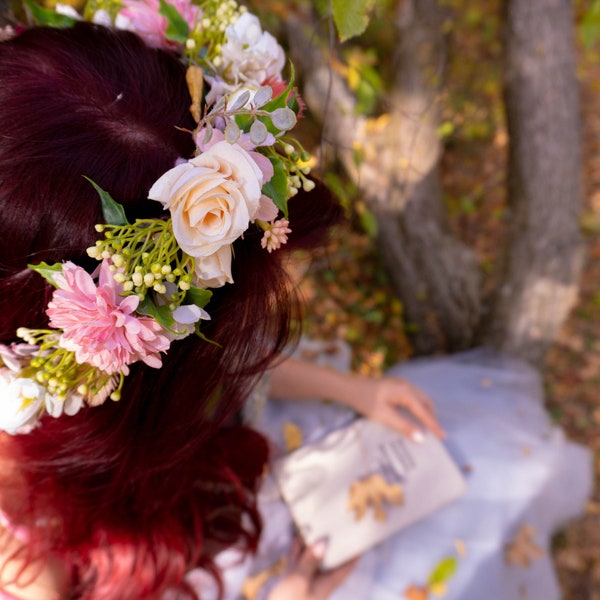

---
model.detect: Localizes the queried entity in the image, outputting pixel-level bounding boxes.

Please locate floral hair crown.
[0,0,315,434]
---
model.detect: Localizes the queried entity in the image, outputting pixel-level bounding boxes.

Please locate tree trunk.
[286,1,481,354]
[0,0,10,26]
[481,0,584,365]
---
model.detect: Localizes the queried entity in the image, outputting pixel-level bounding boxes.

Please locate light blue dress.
[188,343,592,600]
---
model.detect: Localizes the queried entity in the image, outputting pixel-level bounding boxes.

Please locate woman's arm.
[269,357,445,442]
[0,529,68,600]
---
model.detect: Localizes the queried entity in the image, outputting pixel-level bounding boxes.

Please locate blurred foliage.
[298,226,412,374]
[580,0,600,48]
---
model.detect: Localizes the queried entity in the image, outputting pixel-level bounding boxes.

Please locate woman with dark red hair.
[0,10,444,598]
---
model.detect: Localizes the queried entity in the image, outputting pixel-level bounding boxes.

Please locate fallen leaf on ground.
[505,524,545,568]
[241,557,286,600]
[403,584,428,600]
[282,421,303,452]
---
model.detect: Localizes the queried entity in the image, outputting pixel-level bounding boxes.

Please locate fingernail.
[311,539,328,559]
[412,430,425,444]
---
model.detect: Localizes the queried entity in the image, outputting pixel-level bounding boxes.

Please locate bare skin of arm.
[268,541,357,600]
[0,529,69,600]
[269,357,445,442]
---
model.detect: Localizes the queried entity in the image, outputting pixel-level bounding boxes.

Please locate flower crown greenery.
[0,0,315,434]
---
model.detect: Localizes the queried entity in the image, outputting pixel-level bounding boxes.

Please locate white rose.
[220,12,285,86]
[0,371,44,435]
[149,141,263,287]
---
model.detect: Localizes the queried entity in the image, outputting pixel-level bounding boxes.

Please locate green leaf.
[195,328,221,347]
[262,158,289,218]
[24,0,77,27]
[137,295,175,329]
[158,0,189,45]
[28,262,63,288]
[185,286,212,309]
[83,176,129,226]
[428,556,458,587]
[358,207,378,238]
[331,0,375,42]
[261,64,296,113]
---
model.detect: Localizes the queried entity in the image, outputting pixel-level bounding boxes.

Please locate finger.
[380,409,426,443]
[289,537,304,565]
[312,558,358,599]
[403,393,446,439]
[391,378,436,416]
[295,540,327,581]
[413,387,436,415]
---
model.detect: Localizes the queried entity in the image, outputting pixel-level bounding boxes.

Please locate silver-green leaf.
[270,107,297,131]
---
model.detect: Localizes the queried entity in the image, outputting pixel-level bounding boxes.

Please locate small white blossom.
[0,371,45,435]
[219,12,285,87]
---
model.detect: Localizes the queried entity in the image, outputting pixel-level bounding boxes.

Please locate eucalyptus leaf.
[28,262,63,288]
[83,176,129,226]
[254,86,273,108]
[202,122,214,145]
[225,120,241,143]
[229,90,251,111]
[211,96,227,113]
[270,107,297,131]
[158,0,189,44]
[249,120,268,146]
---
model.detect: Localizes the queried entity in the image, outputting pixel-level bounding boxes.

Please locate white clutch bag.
[271,418,467,569]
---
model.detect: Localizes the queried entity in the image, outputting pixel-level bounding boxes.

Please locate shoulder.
[0,525,69,600]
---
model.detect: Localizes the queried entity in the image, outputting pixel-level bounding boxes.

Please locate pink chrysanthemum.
[261,219,292,253]
[46,260,170,375]
[116,0,200,50]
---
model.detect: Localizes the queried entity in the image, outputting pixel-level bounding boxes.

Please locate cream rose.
[149,141,263,287]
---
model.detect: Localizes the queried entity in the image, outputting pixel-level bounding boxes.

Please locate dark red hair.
[0,23,341,599]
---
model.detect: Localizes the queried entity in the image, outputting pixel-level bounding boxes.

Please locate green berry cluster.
[87,219,195,310]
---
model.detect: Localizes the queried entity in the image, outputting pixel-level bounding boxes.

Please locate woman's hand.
[346,375,445,443]
[270,358,445,442]
[267,542,356,600]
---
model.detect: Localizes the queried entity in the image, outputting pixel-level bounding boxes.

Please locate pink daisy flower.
[46,260,170,375]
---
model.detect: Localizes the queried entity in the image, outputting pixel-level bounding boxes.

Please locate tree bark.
[481,0,584,365]
[0,0,10,26]
[286,1,481,354]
